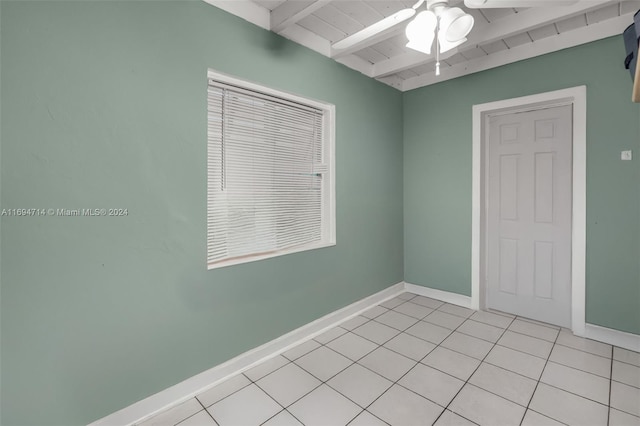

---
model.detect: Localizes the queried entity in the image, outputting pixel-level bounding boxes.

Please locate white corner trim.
[584,324,640,353]
[89,282,405,426]
[202,0,270,30]
[404,282,473,309]
[471,86,587,334]
[570,87,587,336]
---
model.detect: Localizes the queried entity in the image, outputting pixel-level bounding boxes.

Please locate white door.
[486,105,572,327]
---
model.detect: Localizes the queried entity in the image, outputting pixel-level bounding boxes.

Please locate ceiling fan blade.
[332,8,417,50]
[464,0,580,7]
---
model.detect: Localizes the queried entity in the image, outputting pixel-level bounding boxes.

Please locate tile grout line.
[528,356,611,382]
[553,340,613,358]
[148,291,637,426]
[541,347,614,377]
[251,373,309,425]
[491,330,597,362]
[543,355,613,379]
[250,298,417,426]
[328,302,444,361]
[524,408,570,426]
[454,324,513,344]
[349,299,483,425]
[201,349,313,416]
[613,358,640,368]
[189,299,402,426]
[256,297,420,426]
[321,297,473,424]
[431,311,517,425]
[510,332,624,411]
[194,397,220,426]
[519,326,561,426]
[230,307,585,424]
[234,367,292,423]
[332,298,579,425]
[258,406,304,426]
[316,332,438,421]
[319,308,431,420]
[504,326,559,342]
[203,295,429,426]
[515,315,563,329]
[158,292,637,426]
[534,381,617,409]
[231,358,311,425]
[389,317,534,382]
[241,294,411,390]
[356,311,463,425]
[344,409,391,426]
[471,360,539,387]
[419,343,613,418]
[607,344,613,426]
[169,398,217,426]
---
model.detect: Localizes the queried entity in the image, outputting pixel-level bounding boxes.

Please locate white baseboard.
[88,280,640,426]
[404,282,473,309]
[402,284,640,354]
[90,281,405,426]
[584,323,640,353]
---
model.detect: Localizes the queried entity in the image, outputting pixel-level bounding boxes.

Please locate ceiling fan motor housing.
[426,0,450,15]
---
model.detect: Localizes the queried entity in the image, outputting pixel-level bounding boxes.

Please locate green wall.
[404,37,640,335]
[2,1,639,425]
[0,2,404,425]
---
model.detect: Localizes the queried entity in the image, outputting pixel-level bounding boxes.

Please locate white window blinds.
[207,78,330,268]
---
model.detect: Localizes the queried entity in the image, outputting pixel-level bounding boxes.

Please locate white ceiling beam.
[378,75,406,91]
[373,48,461,78]
[330,24,407,59]
[202,0,270,30]
[468,0,612,43]
[371,0,612,78]
[270,0,333,33]
[335,55,376,78]
[278,23,332,56]
[401,11,634,91]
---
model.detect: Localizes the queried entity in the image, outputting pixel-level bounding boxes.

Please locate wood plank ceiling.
[207,0,640,91]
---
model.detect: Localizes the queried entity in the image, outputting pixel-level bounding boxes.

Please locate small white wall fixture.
[471,86,587,336]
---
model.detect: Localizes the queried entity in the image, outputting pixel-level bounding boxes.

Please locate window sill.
[207,240,336,270]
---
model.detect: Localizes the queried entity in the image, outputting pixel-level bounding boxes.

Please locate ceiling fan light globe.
[440,8,474,42]
[447,14,474,41]
[405,10,437,54]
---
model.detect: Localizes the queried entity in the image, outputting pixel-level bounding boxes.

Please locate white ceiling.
[206,0,640,91]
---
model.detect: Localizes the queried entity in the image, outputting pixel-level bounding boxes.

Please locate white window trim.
[207,69,336,270]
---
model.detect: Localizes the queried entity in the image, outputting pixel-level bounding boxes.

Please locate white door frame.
[471,86,587,336]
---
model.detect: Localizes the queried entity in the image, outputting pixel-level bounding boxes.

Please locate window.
[207,70,335,269]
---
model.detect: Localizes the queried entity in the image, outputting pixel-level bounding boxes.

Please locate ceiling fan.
[333,0,588,76]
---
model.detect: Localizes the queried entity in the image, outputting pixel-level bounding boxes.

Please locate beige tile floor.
[139,292,640,426]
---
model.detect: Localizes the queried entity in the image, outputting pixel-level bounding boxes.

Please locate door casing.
[471,86,587,336]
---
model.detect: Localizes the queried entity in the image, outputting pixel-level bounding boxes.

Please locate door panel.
[534,152,554,223]
[499,155,519,220]
[499,238,518,295]
[534,241,554,299]
[487,105,572,327]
